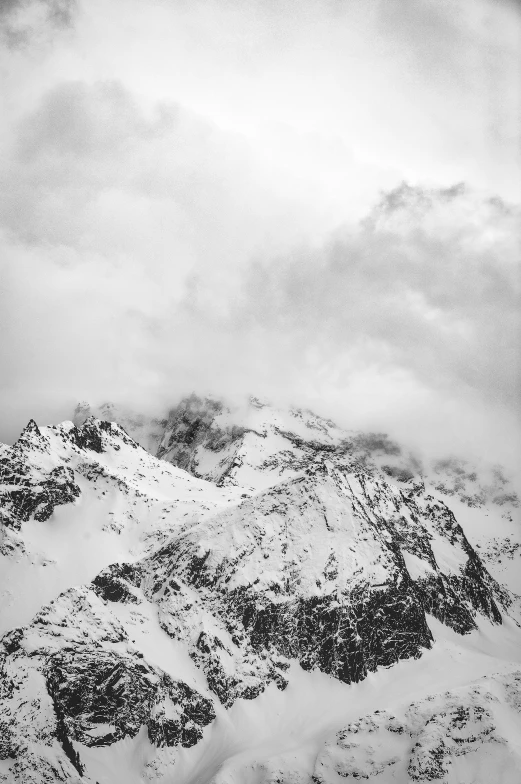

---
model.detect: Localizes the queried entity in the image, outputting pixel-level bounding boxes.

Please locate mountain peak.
[1,394,521,782]
[19,417,42,440]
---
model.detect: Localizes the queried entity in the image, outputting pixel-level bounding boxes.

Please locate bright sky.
[0,0,520,467]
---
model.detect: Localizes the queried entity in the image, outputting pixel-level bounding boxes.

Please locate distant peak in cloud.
[377,181,467,214]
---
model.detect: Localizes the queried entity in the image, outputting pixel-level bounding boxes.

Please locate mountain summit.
[1,395,520,783]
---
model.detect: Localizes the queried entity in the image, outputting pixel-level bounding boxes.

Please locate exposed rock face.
[92,562,144,604]
[79,460,513,725]
[0,417,142,539]
[0,463,80,531]
[140,467,432,687]
[0,421,80,537]
[0,586,216,782]
[156,394,253,484]
[47,649,214,749]
[74,401,168,456]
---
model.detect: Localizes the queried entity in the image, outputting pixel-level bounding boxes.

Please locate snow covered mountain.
[1,396,521,783]
[76,395,521,592]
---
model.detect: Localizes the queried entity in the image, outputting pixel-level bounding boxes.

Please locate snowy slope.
[1,396,521,783]
[77,394,519,529]
[111,393,519,596]
[0,416,244,634]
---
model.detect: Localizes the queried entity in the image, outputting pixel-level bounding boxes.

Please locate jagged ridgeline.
[0,396,520,783]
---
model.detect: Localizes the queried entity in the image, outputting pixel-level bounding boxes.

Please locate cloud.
[134,181,518,464]
[3,155,518,467]
[229,183,520,410]
[1,80,351,264]
[1,78,376,438]
[0,1,519,471]
[0,0,77,47]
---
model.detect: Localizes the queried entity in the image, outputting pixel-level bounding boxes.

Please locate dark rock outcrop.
[92,562,144,604]
[46,648,215,748]
[0,461,80,531]
[156,394,253,482]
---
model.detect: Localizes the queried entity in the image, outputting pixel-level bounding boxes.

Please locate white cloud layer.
[0,0,520,469]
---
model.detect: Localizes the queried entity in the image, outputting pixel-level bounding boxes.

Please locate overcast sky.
[0,0,520,468]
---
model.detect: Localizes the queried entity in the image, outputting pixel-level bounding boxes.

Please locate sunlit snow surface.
[1,397,520,783]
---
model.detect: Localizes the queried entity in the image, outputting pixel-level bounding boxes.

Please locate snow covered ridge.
[84,394,521,588]
[0,413,246,632]
[1,399,521,782]
[0,418,138,542]
[76,394,520,509]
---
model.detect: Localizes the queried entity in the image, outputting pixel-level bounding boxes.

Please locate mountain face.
[1,396,521,783]
[76,395,521,593]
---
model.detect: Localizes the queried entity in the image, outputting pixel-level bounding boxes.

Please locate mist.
[0,0,520,471]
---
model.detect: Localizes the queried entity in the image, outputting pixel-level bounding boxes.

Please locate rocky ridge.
[74,396,520,511]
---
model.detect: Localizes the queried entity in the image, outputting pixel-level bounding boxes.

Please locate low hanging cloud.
[0,76,519,468]
[146,182,520,462]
